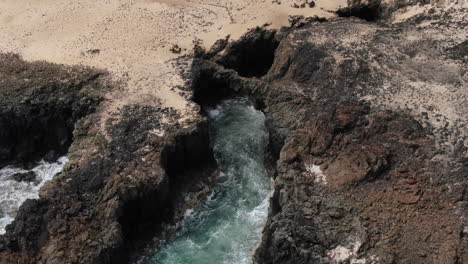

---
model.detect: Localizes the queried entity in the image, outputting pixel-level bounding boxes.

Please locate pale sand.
[0,0,347,134]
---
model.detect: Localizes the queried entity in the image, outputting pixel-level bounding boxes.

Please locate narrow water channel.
[144,98,270,264]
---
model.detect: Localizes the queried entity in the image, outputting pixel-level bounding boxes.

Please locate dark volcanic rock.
[192,2,467,263]
[336,0,382,21]
[0,1,466,264]
[0,53,105,168]
[1,199,49,255]
[0,54,220,264]
[10,171,37,184]
[0,102,217,264]
[0,71,217,264]
[337,0,433,21]
[214,27,280,78]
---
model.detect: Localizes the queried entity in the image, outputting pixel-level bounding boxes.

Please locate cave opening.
[336,1,382,22]
[191,70,236,108]
[0,109,76,169]
[216,28,280,78]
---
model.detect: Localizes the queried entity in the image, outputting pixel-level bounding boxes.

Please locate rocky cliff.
[194,1,467,263]
[0,55,217,263]
[0,0,466,263]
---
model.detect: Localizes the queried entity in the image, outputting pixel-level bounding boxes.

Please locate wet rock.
[0,52,219,264]
[0,94,217,264]
[0,199,49,253]
[0,53,106,168]
[10,171,37,184]
[193,2,466,262]
[0,0,466,263]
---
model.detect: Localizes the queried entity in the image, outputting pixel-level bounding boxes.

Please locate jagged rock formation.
[10,171,37,184]
[0,53,105,169]
[193,1,467,263]
[0,0,466,263]
[0,56,217,264]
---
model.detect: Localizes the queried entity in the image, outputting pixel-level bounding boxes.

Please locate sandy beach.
[0,0,347,131]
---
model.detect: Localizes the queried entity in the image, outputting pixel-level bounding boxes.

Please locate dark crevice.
[0,54,103,168]
[116,121,217,263]
[161,122,218,222]
[191,70,237,108]
[0,109,75,169]
[336,0,382,22]
[192,34,284,171]
[215,28,280,78]
[118,27,288,262]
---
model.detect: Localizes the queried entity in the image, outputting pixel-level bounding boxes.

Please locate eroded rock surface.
[0,0,466,263]
[10,172,37,184]
[0,56,217,264]
[0,54,105,168]
[193,1,467,263]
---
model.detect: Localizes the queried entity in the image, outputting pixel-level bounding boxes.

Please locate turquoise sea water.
[145,98,270,264]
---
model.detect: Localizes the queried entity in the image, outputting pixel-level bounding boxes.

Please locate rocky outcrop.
[192,1,467,262]
[214,28,279,78]
[10,171,37,184]
[0,0,466,263]
[0,53,105,168]
[0,56,218,264]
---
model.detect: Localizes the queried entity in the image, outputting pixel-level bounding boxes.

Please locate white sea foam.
[208,108,223,120]
[184,209,195,219]
[146,98,270,264]
[0,156,68,234]
[206,190,215,202]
